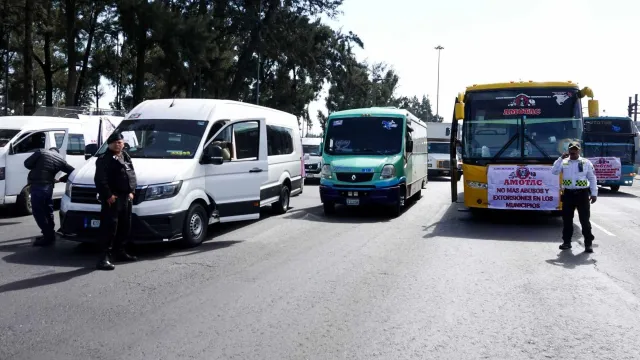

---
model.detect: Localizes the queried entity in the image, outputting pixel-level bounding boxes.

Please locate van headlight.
[380,164,396,179]
[321,164,332,179]
[143,181,183,201]
[65,182,72,197]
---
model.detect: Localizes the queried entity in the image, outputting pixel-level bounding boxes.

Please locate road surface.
[1,179,640,359]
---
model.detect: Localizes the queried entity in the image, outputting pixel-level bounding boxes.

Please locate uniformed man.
[551,141,598,253]
[94,132,138,270]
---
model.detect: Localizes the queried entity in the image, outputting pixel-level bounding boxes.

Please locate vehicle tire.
[323,202,335,215]
[412,183,423,201]
[272,183,291,214]
[180,203,208,248]
[16,186,32,216]
[610,185,620,192]
[390,186,406,218]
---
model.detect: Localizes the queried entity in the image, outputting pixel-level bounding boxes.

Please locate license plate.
[346,198,359,206]
[306,173,316,178]
[90,219,100,228]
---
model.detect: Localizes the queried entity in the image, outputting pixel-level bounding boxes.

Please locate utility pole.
[629,95,638,122]
[434,45,444,120]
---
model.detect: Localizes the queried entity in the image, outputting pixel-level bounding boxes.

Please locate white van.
[302,137,323,180]
[60,99,304,247]
[0,115,123,215]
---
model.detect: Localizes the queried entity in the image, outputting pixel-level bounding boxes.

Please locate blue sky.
[100,0,640,131]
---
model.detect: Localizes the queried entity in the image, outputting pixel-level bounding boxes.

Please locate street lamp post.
[434,45,444,120]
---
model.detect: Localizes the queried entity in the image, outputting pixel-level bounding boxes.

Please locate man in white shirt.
[551,141,597,253]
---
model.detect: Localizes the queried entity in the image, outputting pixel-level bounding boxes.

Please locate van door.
[203,118,268,222]
[5,128,69,197]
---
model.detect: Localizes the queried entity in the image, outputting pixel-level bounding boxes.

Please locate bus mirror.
[579,87,594,99]
[588,99,599,117]
[454,103,464,120]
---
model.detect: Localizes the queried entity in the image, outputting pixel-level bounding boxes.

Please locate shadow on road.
[598,188,638,198]
[422,192,581,243]
[545,250,595,269]
[282,195,420,224]
[0,267,95,294]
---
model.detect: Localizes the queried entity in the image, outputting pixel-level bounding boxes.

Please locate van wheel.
[272,184,290,214]
[390,186,406,217]
[16,186,32,216]
[181,203,208,248]
[323,202,335,215]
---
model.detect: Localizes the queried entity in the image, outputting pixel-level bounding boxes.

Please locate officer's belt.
[564,188,589,193]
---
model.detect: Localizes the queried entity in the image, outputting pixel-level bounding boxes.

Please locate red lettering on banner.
[503,179,544,186]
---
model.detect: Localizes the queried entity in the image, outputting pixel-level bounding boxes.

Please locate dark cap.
[568,141,581,150]
[106,132,124,144]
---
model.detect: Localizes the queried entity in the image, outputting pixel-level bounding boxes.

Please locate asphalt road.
[1,179,640,359]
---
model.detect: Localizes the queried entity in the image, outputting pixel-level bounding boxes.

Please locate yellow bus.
[448,81,599,213]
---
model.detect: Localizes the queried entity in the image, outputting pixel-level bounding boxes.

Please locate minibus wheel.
[16,186,32,216]
[390,186,406,217]
[272,183,290,214]
[181,203,208,248]
[610,185,620,192]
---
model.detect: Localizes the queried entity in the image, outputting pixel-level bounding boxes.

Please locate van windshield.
[96,119,209,159]
[0,129,20,147]
[303,144,321,156]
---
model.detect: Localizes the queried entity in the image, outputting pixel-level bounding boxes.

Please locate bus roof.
[328,107,424,125]
[465,81,580,93]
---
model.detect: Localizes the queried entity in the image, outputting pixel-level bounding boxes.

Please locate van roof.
[0,116,87,130]
[128,98,295,120]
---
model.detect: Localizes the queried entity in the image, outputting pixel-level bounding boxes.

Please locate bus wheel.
[456,172,462,181]
[610,185,620,192]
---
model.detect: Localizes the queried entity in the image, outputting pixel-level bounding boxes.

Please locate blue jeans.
[30,184,55,242]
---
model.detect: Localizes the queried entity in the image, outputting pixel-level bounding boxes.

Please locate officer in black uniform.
[94,132,138,270]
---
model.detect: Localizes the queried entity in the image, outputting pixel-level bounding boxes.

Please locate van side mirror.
[202,145,224,165]
[85,143,99,160]
[406,140,414,153]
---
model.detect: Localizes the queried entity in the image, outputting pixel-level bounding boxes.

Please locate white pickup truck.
[427,122,462,180]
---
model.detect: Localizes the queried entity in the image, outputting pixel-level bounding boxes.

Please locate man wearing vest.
[551,141,597,253]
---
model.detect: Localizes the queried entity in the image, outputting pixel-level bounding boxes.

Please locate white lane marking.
[574,220,616,237]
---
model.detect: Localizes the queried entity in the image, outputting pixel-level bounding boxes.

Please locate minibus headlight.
[380,164,396,179]
[143,181,183,201]
[321,164,332,179]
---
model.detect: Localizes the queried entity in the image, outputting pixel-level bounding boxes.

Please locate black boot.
[584,239,594,253]
[96,252,116,270]
[114,249,138,262]
[559,242,572,250]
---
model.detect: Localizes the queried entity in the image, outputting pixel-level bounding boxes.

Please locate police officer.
[94,132,137,270]
[551,141,597,253]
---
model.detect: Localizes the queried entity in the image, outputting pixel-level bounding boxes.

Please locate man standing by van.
[23,147,75,246]
[94,132,138,270]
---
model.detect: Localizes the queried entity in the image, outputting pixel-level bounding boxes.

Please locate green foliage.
[1,0,434,126]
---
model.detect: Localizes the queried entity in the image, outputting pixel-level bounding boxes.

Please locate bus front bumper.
[597,177,635,187]
[319,185,401,206]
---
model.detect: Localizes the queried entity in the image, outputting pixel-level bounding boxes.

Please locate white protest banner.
[487,165,560,210]
[587,157,621,181]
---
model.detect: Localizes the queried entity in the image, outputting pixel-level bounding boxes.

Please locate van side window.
[212,121,259,161]
[205,120,228,144]
[13,132,46,154]
[67,134,85,155]
[267,125,294,155]
[54,132,65,148]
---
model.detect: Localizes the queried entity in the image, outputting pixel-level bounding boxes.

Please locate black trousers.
[99,196,132,253]
[562,188,594,245]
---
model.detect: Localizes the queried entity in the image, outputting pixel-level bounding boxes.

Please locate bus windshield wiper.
[491,133,519,160]
[524,134,550,158]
